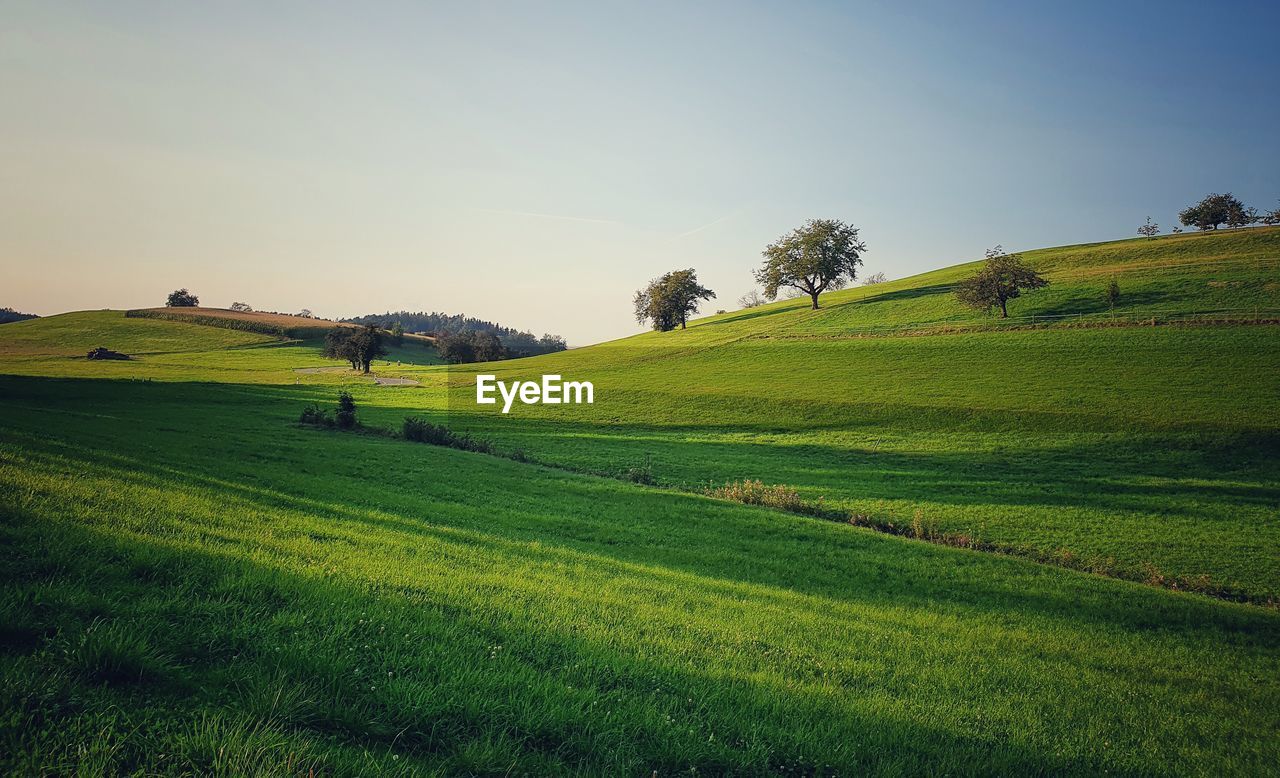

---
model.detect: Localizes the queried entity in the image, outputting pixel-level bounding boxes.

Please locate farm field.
[1,227,1278,773]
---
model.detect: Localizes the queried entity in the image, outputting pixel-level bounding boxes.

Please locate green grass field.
[2,227,1278,774]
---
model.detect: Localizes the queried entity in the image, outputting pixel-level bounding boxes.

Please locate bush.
[402,417,494,454]
[299,404,331,427]
[335,392,357,429]
[704,480,807,512]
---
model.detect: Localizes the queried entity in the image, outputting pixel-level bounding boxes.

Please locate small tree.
[1171,226,1183,234]
[1228,206,1260,230]
[755,219,866,309]
[737,290,765,309]
[335,391,357,429]
[1262,201,1280,226]
[634,269,715,331]
[954,246,1048,318]
[1179,193,1250,231]
[1106,279,1120,310]
[166,289,199,307]
[861,272,888,285]
[298,309,313,318]
[389,322,404,345]
[538,334,567,353]
[1137,217,1159,239]
[229,301,252,312]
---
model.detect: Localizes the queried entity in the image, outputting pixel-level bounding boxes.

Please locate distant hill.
[344,310,567,357]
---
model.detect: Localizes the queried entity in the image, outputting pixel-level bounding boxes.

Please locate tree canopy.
[166,289,199,307]
[755,219,866,310]
[953,246,1049,318]
[323,325,387,373]
[1178,193,1254,231]
[634,269,716,332]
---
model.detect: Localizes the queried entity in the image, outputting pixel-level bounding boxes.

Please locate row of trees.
[1138,193,1280,239]
[345,310,567,359]
[0,307,39,325]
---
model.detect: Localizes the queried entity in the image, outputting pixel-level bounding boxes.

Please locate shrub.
[335,392,357,429]
[705,480,806,512]
[299,404,330,427]
[402,417,494,454]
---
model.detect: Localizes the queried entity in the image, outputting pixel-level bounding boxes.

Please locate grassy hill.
[348,227,1280,604]
[1,227,1277,773]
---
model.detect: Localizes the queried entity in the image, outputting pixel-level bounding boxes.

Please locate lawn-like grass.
[1,375,1278,775]
[1,227,1278,773]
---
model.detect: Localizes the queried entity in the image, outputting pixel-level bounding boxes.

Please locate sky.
[3,1,1278,345]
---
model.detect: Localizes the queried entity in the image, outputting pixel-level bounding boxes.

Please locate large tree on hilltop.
[1179,193,1252,231]
[755,219,866,310]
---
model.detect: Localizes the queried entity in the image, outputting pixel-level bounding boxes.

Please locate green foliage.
[756,219,866,309]
[165,288,199,307]
[634,268,716,331]
[1107,278,1121,309]
[1137,216,1159,239]
[954,246,1049,317]
[335,391,357,429]
[401,416,494,453]
[323,326,386,373]
[1179,192,1254,231]
[0,307,38,325]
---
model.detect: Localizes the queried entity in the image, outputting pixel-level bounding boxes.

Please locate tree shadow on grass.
[2,510,1140,775]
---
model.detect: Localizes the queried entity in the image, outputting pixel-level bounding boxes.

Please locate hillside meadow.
[1,227,1278,773]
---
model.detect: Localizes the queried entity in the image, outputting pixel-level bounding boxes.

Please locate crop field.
[2,228,1278,774]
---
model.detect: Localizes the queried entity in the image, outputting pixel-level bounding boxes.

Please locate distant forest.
[343,311,567,358]
[0,307,39,325]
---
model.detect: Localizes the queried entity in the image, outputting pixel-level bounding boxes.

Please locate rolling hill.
[1,227,1277,774]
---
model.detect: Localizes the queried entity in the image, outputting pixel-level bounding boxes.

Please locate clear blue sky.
[3,1,1277,344]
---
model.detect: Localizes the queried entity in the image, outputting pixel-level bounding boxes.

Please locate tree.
[335,391,357,429]
[953,246,1049,318]
[634,269,716,331]
[1171,226,1183,234]
[861,272,888,285]
[737,290,765,309]
[229,301,253,312]
[389,322,404,345]
[298,309,313,318]
[1262,201,1280,226]
[1106,279,1121,310]
[1179,193,1250,231]
[166,289,199,307]
[755,219,866,310]
[1137,217,1159,239]
[537,334,567,353]
[435,331,477,364]
[1228,206,1260,230]
[323,325,386,373]
[471,331,506,362]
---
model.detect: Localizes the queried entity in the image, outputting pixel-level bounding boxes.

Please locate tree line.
[635,190,1279,331]
[344,310,567,362]
[0,307,39,325]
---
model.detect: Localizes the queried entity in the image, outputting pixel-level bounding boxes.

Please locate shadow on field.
[2,508,1111,774]
[2,374,1276,644]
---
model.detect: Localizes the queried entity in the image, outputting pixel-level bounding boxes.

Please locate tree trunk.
[999,299,1008,318]
[810,291,821,310]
